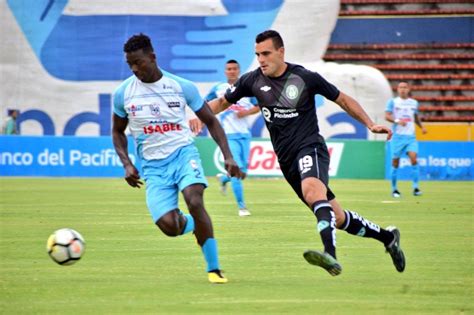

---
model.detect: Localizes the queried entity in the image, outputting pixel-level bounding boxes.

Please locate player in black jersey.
[205,30,405,276]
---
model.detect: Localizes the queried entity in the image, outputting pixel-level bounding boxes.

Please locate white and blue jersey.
[205,82,258,140]
[385,97,419,137]
[114,71,203,165]
[386,97,420,158]
[113,71,208,222]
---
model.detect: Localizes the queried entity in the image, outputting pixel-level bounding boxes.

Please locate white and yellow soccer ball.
[46,228,85,265]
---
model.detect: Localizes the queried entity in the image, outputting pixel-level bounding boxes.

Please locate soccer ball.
[46,228,85,265]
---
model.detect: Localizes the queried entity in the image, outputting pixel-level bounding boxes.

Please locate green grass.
[0,178,472,314]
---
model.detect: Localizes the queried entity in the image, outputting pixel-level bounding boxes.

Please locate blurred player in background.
[205,60,260,217]
[205,30,406,276]
[112,34,243,284]
[385,81,427,198]
[2,109,19,135]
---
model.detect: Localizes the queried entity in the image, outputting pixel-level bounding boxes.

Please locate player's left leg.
[229,138,250,216]
[177,145,227,283]
[182,184,227,283]
[330,199,406,272]
[407,146,422,196]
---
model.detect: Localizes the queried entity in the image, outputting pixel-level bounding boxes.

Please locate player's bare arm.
[236,105,260,118]
[207,96,232,115]
[189,96,233,134]
[195,103,243,179]
[414,113,427,134]
[335,92,392,140]
[112,114,143,188]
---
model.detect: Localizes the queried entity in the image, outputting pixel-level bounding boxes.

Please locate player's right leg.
[282,145,341,275]
[145,175,194,237]
[391,158,401,198]
[330,198,406,272]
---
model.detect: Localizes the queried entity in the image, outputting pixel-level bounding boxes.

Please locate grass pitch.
[0,178,472,314]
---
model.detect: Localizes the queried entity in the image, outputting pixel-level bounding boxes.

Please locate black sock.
[312,201,337,259]
[341,210,394,246]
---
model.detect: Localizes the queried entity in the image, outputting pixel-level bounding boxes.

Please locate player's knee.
[156,216,181,237]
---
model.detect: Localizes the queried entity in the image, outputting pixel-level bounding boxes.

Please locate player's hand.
[422,126,427,134]
[189,118,204,135]
[224,158,244,179]
[370,124,393,141]
[236,110,248,118]
[124,164,143,188]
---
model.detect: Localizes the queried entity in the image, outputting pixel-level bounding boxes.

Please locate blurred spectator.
[2,109,19,135]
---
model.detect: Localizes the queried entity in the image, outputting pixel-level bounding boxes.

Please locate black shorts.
[279,143,336,205]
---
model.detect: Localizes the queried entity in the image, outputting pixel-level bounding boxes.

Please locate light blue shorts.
[142,145,208,223]
[390,135,418,159]
[228,137,251,173]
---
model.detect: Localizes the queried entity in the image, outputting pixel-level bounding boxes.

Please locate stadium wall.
[1,0,391,140]
[1,136,472,180]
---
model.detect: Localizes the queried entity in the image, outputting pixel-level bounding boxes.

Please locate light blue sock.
[219,174,230,184]
[181,214,194,235]
[391,166,398,191]
[201,238,220,272]
[230,177,246,209]
[412,164,420,189]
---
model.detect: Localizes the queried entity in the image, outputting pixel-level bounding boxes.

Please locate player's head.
[123,33,159,83]
[396,81,410,99]
[255,30,285,77]
[8,109,19,119]
[225,59,240,84]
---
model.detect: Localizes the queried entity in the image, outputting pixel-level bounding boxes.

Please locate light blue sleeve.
[113,78,133,118]
[385,99,394,113]
[414,100,419,114]
[179,79,204,112]
[250,97,258,106]
[204,84,219,102]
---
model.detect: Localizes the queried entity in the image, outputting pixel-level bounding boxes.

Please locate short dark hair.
[226,59,239,65]
[124,33,154,53]
[256,30,284,49]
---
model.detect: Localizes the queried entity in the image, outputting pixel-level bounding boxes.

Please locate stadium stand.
[327,1,474,122]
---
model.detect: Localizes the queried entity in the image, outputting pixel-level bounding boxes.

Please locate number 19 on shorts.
[299,155,313,175]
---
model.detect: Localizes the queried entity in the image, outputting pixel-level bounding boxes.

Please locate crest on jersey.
[150,105,161,117]
[286,85,299,100]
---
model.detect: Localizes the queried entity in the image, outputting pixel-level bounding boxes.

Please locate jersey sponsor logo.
[142,123,182,135]
[128,104,143,116]
[260,86,271,92]
[285,84,299,100]
[262,107,272,122]
[274,108,298,119]
[167,101,181,108]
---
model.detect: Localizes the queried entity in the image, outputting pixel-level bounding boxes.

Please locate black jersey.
[225,63,340,165]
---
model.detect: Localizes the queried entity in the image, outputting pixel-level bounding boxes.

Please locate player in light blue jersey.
[385,82,427,198]
[112,34,243,284]
[205,60,260,217]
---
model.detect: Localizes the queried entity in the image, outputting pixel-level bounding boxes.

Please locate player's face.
[255,38,285,77]
[397,82,410,99]
[126,49,157,83]
[225,63,240,84]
